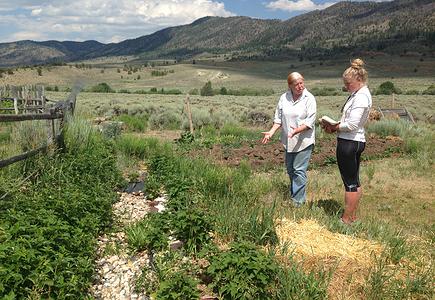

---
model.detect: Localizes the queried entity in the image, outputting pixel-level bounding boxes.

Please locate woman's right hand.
[261,131,272,144]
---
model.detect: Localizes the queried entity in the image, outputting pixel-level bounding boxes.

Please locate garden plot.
[187,135,403,169]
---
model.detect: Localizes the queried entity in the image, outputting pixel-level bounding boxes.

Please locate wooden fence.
[0,85,77,168]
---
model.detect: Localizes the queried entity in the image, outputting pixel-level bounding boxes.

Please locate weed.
[155,272,199,300]
[364,255,394,300]
[365,163,376,186]
[207,242,279,299]
[126,213,170,252]
[276,259,329,300]
[171,208,213,253]
[115,114,148,132]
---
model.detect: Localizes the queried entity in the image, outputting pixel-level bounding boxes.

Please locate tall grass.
[366,120,434,172]
[10,120,49,152]
[115,114,148,132]
[366,119,411,137]
[115,134,172,159]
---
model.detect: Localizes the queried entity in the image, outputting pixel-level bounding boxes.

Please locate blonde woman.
[262,72,317,207]
[322,59,372,224]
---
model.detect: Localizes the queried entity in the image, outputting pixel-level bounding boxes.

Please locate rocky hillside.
[0,0,433,66]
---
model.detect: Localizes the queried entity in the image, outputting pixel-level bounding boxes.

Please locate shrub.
[182,109,212,131]
[155,272,199,300]
[226,87,274,96]
[375,81,402,95]
[311,87,342,96]
[89,82,115,93]
[404,89,420,95]
[366,119,410,137]
[188,88,199,95]
[148,111,182,130]
[422,84,435,95]
[207,242,278,299]
[242,111,271,126]
[101,121,123,139]
[151,70,168,76]
[200,81,214,96]
[171,208,213,253]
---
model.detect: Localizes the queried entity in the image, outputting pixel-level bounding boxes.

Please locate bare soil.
[188,135,403,169]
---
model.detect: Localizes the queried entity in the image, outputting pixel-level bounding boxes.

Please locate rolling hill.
[0,0,433,66]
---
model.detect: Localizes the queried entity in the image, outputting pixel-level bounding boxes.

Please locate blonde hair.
[287,72,304,85]
[343,58,368,83]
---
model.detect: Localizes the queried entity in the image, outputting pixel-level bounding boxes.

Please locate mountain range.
[0,0,434,66]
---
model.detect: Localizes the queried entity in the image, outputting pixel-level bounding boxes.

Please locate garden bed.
[188,135,403,169]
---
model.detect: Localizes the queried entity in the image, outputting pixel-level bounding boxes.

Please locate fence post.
[13,98,18,115]
[185,95,193,134]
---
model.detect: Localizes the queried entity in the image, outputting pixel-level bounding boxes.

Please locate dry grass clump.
[276,218,385,299]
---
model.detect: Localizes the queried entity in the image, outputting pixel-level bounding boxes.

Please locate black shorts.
[336,138,365,192]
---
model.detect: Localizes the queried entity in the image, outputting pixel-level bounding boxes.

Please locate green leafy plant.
[207,242,278,299]
[155,272,199,300]
[0,118,123,298]
[171,208,213,253]
[176,131,195,145]
[126,213,169,252]
[144,174,162,199]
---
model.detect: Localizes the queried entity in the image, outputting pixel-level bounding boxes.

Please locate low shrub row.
[196,81,275,96]
[0,119,124,298]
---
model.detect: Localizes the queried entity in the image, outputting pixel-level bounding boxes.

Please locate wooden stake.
[185,95,193,134]
[13,98,18,115]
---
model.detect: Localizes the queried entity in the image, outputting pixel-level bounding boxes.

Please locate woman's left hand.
[288,127,296,138]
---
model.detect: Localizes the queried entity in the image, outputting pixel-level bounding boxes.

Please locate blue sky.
[0,0,373,43]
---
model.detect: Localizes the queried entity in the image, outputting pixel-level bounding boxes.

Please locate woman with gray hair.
[262,72,317,207]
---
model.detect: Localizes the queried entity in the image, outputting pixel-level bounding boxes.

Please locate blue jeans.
[285,144,313,205]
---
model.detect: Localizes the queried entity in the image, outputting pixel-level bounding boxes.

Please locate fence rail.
[0,85,77,168]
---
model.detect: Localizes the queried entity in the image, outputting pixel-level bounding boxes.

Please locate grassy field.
[1,55,434,92]
[0,55,434,298]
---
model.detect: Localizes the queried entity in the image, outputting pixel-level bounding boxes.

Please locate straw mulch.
[276,218,385,299]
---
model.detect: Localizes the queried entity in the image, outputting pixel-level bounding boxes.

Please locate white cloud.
[266,0,336,12]
[30,8,42,16]
[11,31,46,41]
[0,0,233,42]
